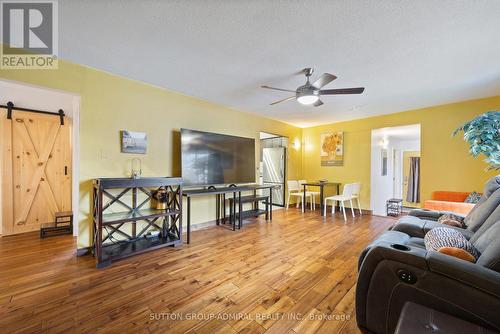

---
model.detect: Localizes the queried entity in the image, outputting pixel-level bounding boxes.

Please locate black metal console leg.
[187,197,191,244]
[223,194,226,224]
[216,194,220,225]
[302,184,306,213]
[238,191,242,229]
[232,192,236,231]
[269,189,273,220]
[320,185,324,217]
[229,198,232,226]
[336,184,341,211]
[253,189,256,210]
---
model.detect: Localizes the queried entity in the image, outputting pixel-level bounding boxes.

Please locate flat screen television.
[181,129,256,186]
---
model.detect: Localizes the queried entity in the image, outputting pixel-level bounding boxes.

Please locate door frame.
[0,79,80,237]
[260,133,288,207]
[392,148,402,199]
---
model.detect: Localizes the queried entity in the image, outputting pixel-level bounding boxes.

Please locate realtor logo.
[1,0,58,69]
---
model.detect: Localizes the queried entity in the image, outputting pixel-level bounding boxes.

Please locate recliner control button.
[397,269,417,284]
[424,323,438,331]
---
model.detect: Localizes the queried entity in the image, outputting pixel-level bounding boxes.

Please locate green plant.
[453,111,500,170]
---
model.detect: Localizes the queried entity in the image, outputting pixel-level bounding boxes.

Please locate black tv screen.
[181,129,256,186]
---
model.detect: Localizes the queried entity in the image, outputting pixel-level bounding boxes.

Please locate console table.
[183,184,277,242]
[92,177,182,268]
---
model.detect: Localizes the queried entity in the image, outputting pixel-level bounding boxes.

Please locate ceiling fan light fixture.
[296,87,319,105]
[297,94,319,105]
[262,68,364,106]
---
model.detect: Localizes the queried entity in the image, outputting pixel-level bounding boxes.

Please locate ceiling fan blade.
[313,100,324,107]
[320,87,365,95]
[270,96,295,105]
[261,85,296,93]
[312,73,337,89]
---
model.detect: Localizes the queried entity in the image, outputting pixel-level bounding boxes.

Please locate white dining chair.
[298,180,320,210]
[351,183,362,215]
[286,180,312,210]
[324,183,362,221]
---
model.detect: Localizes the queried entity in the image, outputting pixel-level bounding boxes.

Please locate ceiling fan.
[261,68,365,107]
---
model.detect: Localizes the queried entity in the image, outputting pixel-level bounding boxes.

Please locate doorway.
[259,132,287,207]
[370,124,421,216]
[402,151,421,208]
[0,80,80,236]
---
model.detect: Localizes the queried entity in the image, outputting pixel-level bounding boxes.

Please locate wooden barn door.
[1,110,72,235]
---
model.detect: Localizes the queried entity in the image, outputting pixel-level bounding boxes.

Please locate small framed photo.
[121,130,147,154]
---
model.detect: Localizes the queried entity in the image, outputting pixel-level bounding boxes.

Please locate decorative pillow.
[437,213,467,228]
[464,191,482,204]
[424,227,480,261]
[438,247,476,262]
[439,219,463,228]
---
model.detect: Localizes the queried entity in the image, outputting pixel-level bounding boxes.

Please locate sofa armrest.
[391,215,473,239]
[356,239,500,333]
[358,230,411,269]
[409,208,467,221]
[409,208,443,221]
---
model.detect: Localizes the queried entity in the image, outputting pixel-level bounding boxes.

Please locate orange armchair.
[423,191,477,215]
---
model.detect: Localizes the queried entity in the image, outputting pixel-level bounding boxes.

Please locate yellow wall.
[302,96,500,209]
[2,60,499,247]
[0,61,303,247]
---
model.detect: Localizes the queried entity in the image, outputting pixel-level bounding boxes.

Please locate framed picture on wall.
[320,131,344,166]
[121,130,147,154]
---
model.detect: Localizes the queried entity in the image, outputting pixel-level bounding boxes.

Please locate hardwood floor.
[0,208,395,334]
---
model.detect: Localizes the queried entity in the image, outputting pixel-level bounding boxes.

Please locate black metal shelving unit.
[92,177,182,268]
[183,184,276,235]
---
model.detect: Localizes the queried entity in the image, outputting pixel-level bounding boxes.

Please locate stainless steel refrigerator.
[262,147,286,206]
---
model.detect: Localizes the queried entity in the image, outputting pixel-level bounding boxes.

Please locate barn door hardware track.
[1,101,65,125]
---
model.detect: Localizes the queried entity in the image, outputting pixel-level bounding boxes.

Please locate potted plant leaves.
[453,111,500,170]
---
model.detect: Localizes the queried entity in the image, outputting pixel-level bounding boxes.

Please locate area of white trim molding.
[0,79,81,237]
[370,124,421,216]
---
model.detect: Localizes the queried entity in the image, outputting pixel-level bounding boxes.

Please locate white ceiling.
[59,1,500,127]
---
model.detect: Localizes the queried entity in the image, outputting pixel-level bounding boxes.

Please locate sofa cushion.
[483,175,500,198]
[476,236,500,273]
[464,176,500,232]
[432,191,470,202]
[424,227,480,261]
[465,187,500,232]
[470,205,500,247]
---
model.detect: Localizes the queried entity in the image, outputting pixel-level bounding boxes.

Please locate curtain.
[406,157,420,203]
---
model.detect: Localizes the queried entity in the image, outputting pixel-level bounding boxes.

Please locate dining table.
[302,181,341,216]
